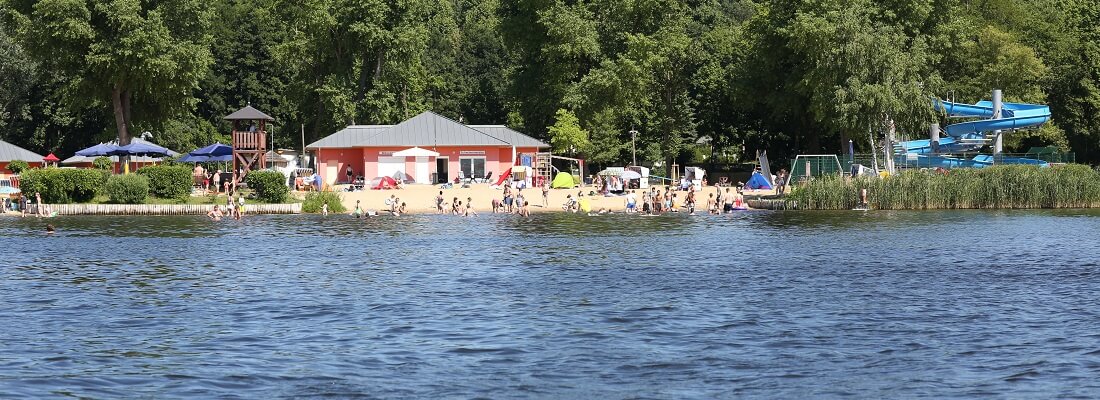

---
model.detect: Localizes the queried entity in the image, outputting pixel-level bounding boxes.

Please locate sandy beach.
[318,183,777,215]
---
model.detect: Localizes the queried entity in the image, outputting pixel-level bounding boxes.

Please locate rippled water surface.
[3,210,1100,398]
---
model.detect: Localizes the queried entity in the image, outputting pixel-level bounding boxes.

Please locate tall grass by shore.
[787,164,1100,210]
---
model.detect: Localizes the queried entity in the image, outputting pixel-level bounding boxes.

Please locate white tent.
[391,147,439,183]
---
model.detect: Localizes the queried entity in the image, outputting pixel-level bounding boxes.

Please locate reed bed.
[787,164,1100,210]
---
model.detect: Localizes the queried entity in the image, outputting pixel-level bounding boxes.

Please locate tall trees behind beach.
[2,0,1099,167]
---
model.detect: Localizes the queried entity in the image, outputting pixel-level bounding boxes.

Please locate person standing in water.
[435,191,446,214]
[352,200,363,218]
[465,197,478,217]
[321,203,329,216]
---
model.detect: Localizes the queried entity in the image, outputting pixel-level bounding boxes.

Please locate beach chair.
[481,171,493,184]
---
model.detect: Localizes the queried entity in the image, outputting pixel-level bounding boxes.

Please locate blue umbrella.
[179,154,233,163]
[112,141,171,157]
[0,186,20,195]
[75,143,120,157]
[189,143,233,157]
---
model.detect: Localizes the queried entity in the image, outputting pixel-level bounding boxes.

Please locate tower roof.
[224,105,275,121]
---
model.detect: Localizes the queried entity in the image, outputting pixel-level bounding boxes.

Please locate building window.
[460,157,485,178]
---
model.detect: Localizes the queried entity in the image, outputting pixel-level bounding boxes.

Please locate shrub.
[302,191,346,213]
[105,174,149,204]
[19,168,107,203]
[92,157,113,170]
[245,170,289,203]
[7,160,29,174]
[136,165,192,199]
[788,164,1100,210]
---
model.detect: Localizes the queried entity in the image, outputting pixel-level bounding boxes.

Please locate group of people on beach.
[206,193,247,221]
[595,184,747,216]
[8,192,54,218]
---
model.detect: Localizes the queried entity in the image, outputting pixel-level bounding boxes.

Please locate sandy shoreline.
[315,183,776,215]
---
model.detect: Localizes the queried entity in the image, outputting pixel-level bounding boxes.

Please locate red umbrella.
[43,153,60,163]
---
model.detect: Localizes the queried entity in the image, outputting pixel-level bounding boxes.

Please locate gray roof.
[0,139,44,163]
[307,111,549,149]
[224,105,275,121]
[468,125,550,148]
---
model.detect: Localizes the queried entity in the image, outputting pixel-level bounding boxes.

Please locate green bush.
[19,168,108,203]
[788,164,1100,210]
[245,170,289,203]
[136,165,193,199]
[302,191,346,213]
[92,157,113,170]
[7,160,29,174]
[105,174,149,204]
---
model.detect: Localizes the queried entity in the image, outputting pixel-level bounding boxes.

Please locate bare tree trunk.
[111,85,130,145]
[121,90,132,145]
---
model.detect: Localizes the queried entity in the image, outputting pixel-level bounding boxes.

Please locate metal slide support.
[930,123,940,154]
[992,89,1003,155]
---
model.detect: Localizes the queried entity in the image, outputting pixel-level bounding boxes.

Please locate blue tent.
[746,171,773,190]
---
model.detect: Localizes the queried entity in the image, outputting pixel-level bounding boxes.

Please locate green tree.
[6,0,213,148]
[547,108,590,156]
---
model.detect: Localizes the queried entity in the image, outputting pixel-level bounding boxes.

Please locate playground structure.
[892,89,1052,169]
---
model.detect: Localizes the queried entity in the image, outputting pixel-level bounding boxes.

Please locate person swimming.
[208,205,224,221]
[46,224,55,234]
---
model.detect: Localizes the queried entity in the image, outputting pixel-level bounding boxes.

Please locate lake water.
[2,210,1100,398]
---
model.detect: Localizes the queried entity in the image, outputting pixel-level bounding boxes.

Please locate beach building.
[0,139,44,179]
[307,111,549,186]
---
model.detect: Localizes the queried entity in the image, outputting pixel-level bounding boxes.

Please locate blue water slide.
[890,99,1051,168]
[936,100,1051,138]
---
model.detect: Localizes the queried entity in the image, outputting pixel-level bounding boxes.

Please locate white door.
[414,156,429,183]
[377,156,405,180]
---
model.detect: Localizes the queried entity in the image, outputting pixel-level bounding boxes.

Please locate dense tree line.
[2,0,1099,172]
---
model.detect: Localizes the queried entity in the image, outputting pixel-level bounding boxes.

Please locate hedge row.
[105,174,150,204]
[19,168,109,203]
[245,170,289,203]
[135,165,193,199]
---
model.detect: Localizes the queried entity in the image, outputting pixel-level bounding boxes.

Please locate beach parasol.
[112,141,172,157]
[620,170,642,180]
[179,154,233,163]
[75,143,121,157]
[189,143,233,157]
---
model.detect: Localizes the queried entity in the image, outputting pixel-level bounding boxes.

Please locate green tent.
[551,172,575,189]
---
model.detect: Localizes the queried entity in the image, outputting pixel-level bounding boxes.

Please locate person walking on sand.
[541,182,550,207]
[435,191,446,214]
[34,192,44,218]
[625,190,637,213]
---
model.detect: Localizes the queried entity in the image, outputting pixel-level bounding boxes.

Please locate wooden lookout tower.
[224,104,274,183]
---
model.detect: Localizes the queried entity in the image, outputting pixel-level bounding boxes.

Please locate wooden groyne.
[44,203,301,215]
[747,199,796,210]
